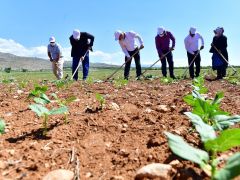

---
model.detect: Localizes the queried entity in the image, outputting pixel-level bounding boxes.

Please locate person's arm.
[169,32,175,49]
[47,45,53,61]
[155,36,163,57]
[86,32,94,49]
[129,31,144,48]
[223,36,227,49]
[199,33,204,49]
[55,45,61,61]
[69,35,74,46]
[119,41,130,58]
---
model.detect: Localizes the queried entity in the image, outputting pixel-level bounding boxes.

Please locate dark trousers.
[72,52,89,81]
[187,52,201,79]
[217,66,227,79]
[161,51,174,78]
[124,48,142,79]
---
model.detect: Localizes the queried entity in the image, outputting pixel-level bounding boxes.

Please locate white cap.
[157,27,165,35]
[73,29,81,40]
[190,27,196,34]
[49,36,56,43]
[114,30,122,41]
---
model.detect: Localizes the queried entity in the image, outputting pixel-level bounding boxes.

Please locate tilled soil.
[0,79,240,180]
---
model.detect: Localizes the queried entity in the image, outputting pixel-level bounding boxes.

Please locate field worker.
[114,30,144,80]
[210,27,228,79]
[155,27,176,79]
[184,27,204,79]
[70,29,94,81]
[47,36,64,80]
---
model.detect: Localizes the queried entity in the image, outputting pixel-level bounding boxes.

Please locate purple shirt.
[155,31,175,56]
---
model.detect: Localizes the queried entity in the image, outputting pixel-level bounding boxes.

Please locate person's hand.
[88,46,93,51]
[200,46,204,50]
[194,50,199,55]
[139,45,144,49]
[80,57,84,61]
[127,57,132,61]
[50,58,53,62]
[170,47,175,51]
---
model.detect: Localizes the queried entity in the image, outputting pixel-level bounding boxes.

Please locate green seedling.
[224,76,240,85]
[165,127,240,180]
[18,80,28,89]
[86,77,94,84]
[113,79,128,88]
[54,80,66,90]
[144,74,158,80]
[51,93,76,124]
[95,93,105,110]
[184,91,240,130]
[29,104,68,135]
[29,84,48,98]
[160,77,175,84]
[192,76,208,94]
[0,118,5,134]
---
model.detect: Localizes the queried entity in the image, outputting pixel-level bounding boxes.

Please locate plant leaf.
[214,153,240,180]
[0,119,5,134]
[213,115,240,130]
[29,104,49,117]
[183,95,196,106]
[165,132,209,165]
[49,106,68,115]
[184,112,216,142]
[211,91,224,105]
[204,129,240,153]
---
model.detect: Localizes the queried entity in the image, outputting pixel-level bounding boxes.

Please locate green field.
[0,67,240,83]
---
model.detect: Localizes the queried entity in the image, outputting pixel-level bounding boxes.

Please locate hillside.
[0,52,119,71]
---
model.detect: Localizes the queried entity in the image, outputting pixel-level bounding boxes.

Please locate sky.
[0,0,239,67]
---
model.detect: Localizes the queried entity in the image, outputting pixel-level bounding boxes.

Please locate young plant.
[184,91,240,130]
[29,84,48,98]
[54,80,66,90]
[51,93,76,124]
[29,104,68,135]
[160,77,175,84]
[192,76,208,94]
[0,118,5,134]
[113,79,128,88]
[165,127,240,180]
[95,93,105,110]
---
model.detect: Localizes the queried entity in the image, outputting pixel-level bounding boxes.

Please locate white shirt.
[184,33,204,54]
[47,43,64,63]
[119,31,143,57]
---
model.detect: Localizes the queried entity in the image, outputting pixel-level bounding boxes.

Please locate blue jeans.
[72,53,89,80]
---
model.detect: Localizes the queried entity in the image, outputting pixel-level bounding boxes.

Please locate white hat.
[114,30,122,41]
[157,27,165,35]
[190,27,196,34]
[73,29,81,40]
[49,36,56,43]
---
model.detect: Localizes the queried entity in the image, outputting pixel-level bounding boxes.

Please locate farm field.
[0,68,240,179]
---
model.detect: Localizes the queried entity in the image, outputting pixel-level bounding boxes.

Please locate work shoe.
[170,75,176,79]
[136,76,141,80]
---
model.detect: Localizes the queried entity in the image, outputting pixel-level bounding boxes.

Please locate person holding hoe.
[210,27,228,80]
[184,27,204,79]
[69,29,94,81]
[155,27,176,79]
[47,36,64,80]
[114,30,144,80]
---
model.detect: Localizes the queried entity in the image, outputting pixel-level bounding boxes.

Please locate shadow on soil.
[165,154,205,180]
[5,122,60,143]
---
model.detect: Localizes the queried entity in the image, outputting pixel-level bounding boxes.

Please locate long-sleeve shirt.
[209,35,228,60]
[119,31,143,57]
[155,31,175,56]
[184,33,204,54]
[70,32,94,58]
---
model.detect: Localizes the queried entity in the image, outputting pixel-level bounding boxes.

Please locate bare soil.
[0,79,240,180]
